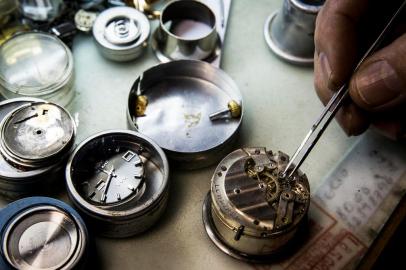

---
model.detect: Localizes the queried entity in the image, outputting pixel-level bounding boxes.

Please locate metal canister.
[66,130,170,238]
[203,147,310,262]
[92,7,150,61]
[152,0,220,63]
[0,197,90,270]
[0,99,76,200]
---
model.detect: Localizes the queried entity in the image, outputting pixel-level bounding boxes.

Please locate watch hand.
[100,166,116,202]
[13,113,39,125]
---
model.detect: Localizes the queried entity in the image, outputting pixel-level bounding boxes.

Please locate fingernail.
[319,52,333,89]
[355,60,404,107]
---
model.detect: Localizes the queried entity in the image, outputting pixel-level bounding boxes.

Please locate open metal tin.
[0,197,89,270]
[151,0,220,64]
[127,60,243,169]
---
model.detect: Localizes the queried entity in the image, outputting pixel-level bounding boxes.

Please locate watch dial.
[71,135,146,205]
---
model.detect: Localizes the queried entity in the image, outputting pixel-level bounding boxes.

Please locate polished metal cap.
[264,0,325,65]
[0,101,75,168]
[2,205,84,270]
[203,147,310,261]
[152,0,220,63]
[74,9,98,33]
[93,7,150,62]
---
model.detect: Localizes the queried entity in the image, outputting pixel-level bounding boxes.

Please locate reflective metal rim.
[264,11,314,65]
[202,192,274,263]
[151,30,222,64]
[2,205,83,270]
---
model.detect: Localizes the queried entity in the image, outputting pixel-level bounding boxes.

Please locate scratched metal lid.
[0,101,75,168]
[203,147,310,261]
[0,198,89,270]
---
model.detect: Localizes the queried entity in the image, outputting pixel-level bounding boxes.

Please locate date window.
[122,151,136,162]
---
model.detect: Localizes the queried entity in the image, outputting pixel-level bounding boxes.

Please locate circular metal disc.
[1,102,75,162]
[104,17,141,45]
[2,206,79,270]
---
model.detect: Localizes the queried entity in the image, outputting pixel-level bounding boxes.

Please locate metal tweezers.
[282,0,406,179]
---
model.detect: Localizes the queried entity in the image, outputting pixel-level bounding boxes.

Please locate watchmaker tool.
[127,60,243,169]
[264,0,325,65]
[282,1,406,179]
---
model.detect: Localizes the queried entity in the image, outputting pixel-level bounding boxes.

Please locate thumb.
[349,33,406,112]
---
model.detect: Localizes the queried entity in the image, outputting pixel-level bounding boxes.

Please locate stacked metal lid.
[92,6,150,61]
[0,98,76,199]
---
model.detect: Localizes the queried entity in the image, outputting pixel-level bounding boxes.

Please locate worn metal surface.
[127,60,243,169]
[0,197,89,270]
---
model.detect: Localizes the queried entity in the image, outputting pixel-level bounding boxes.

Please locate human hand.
[314,0,406,140]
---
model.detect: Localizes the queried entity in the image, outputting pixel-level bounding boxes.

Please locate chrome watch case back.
[92,7,150,62]
[0,99,76,200]
[0,197,89,270]
[203,147,310,262]
[66,130,169,238]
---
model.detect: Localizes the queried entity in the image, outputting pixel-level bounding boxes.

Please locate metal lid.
[0,32,73,96]
[2,205,81,270]
[93,7,150,61]
[0,102,75,167]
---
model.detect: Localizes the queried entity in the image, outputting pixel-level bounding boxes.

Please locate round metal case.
[0,197,89,270]
[0,100,76,200]
[264,0,324,65]
[127,60,243,169]
[0,102,75,168]
[66,130,170,238]
[19,0,65,23]
[152,0,220,63]
[92,7,150,62]
[203,147,310,262]
[0,32,75,106]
